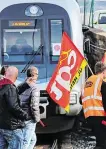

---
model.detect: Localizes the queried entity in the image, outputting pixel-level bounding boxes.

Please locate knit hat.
[95,61,106,74]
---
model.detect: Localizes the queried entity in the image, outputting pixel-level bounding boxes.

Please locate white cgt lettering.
[50,81,62,100]
[50,50,77,100]
[56,66,71,91]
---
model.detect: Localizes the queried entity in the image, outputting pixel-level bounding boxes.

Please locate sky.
[77,0,106,12]
[95,0,106,1]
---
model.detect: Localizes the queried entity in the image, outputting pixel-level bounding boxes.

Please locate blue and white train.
[0,0,85,133]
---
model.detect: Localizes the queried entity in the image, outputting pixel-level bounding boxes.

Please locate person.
[0,65,9,148]
[17,66,40,149]
[11,38,33,54]
[0,65,9,76]
[0,66,28,149]
[0,65,9,80]
[81,61,106,149]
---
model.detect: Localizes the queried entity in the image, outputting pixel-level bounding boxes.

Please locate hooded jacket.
[0,76,28,130]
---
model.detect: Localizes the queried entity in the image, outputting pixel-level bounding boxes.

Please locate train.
[0,0,85,133]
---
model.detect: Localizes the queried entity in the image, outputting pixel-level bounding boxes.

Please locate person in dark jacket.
[0,66,28,149]
[0,65,9,148]
[17,66,40,149]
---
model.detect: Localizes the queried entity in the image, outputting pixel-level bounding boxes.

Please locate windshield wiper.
[21,44,43,73]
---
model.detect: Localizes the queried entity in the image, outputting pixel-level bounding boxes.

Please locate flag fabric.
[102,52,106,82]
[46,32,87,112]
[102,52,106,64]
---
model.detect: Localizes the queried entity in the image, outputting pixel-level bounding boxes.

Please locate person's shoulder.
[35,86,39,92]
[30,84,39,92]
[1,84,15,95]
[0,84,10,95]
[31,85,40,97]
[17,81,30,91]
[8,84,16,90]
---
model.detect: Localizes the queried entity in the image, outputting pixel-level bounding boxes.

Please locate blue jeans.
[0,133,7,149]
[0,128,23,149]
[23,120,36,149]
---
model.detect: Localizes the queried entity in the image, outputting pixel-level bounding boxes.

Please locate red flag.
[102,52,106,64]
[46,32,87,112]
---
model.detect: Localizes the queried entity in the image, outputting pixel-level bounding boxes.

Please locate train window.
[98,13,106,24]
[49,20,63,63]
[2,28,43,64]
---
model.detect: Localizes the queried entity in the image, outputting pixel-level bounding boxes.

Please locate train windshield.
[98,13,106,24]
[1,19,63,82]
[1,3,70,83]
[3,29,42,63]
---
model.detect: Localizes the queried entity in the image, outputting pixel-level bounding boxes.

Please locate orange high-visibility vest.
[81,75,106,118]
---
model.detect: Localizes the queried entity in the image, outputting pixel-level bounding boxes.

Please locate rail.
[36,139,58,149]
[50,139,58,149]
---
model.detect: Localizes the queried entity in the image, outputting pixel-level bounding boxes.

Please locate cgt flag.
[102,52,106,82]
[46,32,87,112]
[102,52,106,64]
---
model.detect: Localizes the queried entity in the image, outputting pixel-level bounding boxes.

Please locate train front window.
[98,13,106,24]
[50,20,63,63]
[3,28,42,64]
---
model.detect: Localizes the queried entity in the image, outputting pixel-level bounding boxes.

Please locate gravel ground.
[60,132,96,149]
[36,129,96,149]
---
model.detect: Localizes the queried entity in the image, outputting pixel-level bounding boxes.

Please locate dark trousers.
[86,117,106,148]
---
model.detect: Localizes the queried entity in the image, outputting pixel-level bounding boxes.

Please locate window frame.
[1,19,44,65]
[48,19,64,64]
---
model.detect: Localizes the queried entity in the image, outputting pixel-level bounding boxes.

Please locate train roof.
[94,10,106,14]
[0,0,83,52]
[0,0,80,17]
[0,0,83,56]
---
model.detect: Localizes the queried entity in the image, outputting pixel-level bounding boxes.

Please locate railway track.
[35,121,96,149]
[36,139,58,149]
[36,133,95,149]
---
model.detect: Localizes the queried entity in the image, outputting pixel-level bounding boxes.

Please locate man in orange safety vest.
[81,61,106,149]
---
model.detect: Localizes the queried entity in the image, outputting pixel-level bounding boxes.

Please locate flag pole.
[85,57,94,75]
[87,63,94,75]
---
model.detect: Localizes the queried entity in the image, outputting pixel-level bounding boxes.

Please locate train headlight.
[29,6,39,15]
[25,5,43,17]
[70,94,77,104]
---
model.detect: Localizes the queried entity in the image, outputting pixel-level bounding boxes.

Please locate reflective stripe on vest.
[84,106,104,113]
[84,107,105,118]
[82,95,102,102]
[82,75,105,118]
